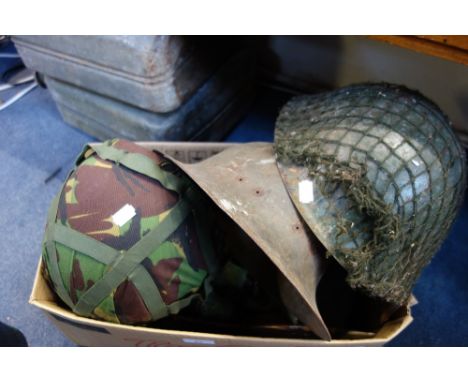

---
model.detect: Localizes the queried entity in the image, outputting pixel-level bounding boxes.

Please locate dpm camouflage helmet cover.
[42,139,216,324]
[275,83,466,305]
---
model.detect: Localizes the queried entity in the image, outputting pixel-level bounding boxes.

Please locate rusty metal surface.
[168,143,331,340]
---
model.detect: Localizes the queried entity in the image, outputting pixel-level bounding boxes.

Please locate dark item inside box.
[146,204,404,340]
[42,193,402,340]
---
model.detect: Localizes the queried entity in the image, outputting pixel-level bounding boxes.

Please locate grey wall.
[258,36,468,145]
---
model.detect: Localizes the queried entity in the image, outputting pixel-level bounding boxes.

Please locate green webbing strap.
[167,293,201,315]
[128,266,168,321]
[44,195,74,309]
[73,198,191,316]
[52,220,181,321]
[53,223,118,265]
[91,143,187,193]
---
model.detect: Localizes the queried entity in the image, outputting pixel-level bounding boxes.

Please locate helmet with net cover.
[274,83,466,305]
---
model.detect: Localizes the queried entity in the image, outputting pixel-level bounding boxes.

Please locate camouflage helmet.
[42,139,217,324]
[274,83,466,305]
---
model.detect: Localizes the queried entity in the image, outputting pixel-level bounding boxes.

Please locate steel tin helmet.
[274,83,466,305]
[168,143,331,340]
[42,139,217,324]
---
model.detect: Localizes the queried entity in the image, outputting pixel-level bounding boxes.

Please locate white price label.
[112,204,136,227]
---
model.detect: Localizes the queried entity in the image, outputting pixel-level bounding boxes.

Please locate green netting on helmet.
[275,83,466,305]
[42,139,218,324]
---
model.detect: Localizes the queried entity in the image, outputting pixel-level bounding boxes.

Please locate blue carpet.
[389,194,468,346]
[0,85,94,346]
[1,45,467,346]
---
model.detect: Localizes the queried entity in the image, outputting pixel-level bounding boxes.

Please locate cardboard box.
[30,141,413,346]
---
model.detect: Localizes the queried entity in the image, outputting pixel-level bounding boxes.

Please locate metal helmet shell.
[274,83,466,305]
[169,143,331,340]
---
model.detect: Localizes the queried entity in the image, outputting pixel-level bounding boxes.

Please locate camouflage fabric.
[275,83,466,305]
[42,139,213,324]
